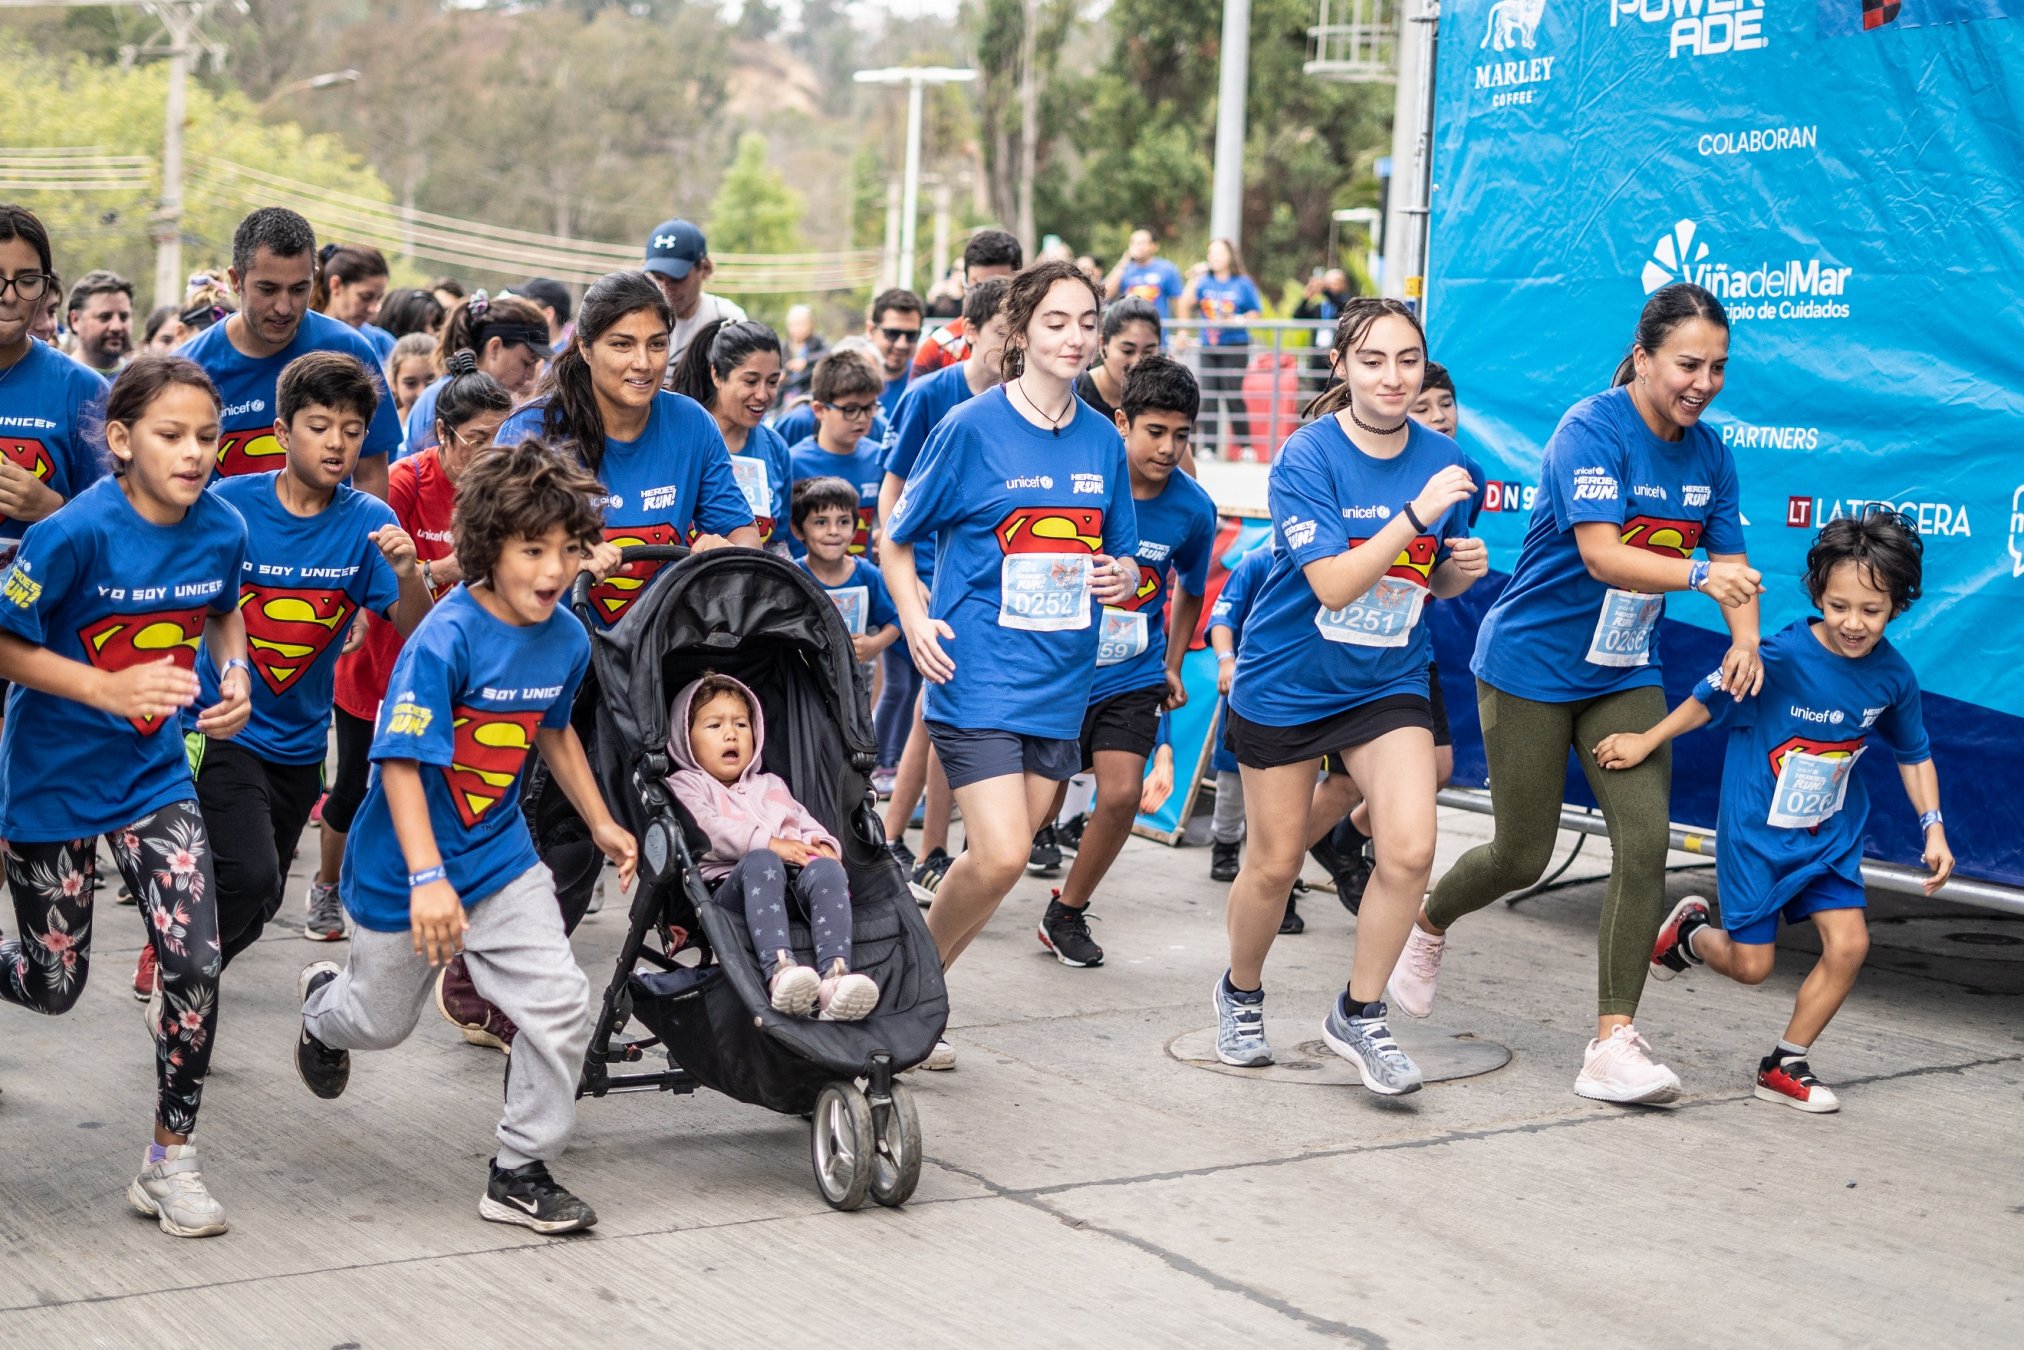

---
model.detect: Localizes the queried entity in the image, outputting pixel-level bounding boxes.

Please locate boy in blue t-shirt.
[190,353,432,975]
[793,476,899,701]
[786,350,885,560]
[1034,356,1216,969]
[1595,512,1951,1115]
[295,441,637,1234]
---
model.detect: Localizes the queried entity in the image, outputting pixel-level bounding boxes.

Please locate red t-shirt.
[332,449,458,720]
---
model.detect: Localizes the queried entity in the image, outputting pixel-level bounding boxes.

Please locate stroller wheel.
[868,1080,922,1208]
[810,1082,874,1211]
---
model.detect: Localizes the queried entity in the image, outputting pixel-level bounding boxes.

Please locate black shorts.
[1227,694,1435,770]
[1429,660,1453,749]
[1079,685,1164,769]
[925,721,1082,790]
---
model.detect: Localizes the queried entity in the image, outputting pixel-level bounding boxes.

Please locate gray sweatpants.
[1211,770,1247,845]
[304,864,592,1169]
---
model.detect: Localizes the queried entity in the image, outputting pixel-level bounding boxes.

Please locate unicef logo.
[1642,219,1709,294]
[1830,709,1845,725]
[1041,475,1055,490]
[1376,505,1391,519]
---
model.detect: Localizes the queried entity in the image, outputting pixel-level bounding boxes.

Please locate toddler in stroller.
[666,671,879,1021]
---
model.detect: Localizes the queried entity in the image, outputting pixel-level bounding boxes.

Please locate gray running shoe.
[1212,975,1273,1068]
[304,880,347,942]
[1322,994,1423,1095]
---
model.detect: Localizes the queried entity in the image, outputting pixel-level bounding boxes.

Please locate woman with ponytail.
[669,317,792,552]
[496,270,758,627]
[1392,282,1764,1105]
[311,243,395,362]
[399,289,551,459]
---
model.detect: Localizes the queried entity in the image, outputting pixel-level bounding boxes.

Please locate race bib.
[1314,575,1425,649]
[827,585,868,636]
[729,454,772,519]
[1767,747,1862,829]
[1586,588,1663,667]
[1096,607,1149,666]
[999,552,1091,632]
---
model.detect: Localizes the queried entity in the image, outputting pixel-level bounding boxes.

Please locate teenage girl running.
[668,318,793,552]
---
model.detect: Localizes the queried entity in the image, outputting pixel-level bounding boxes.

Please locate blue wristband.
[222,657,253,681]
[1918,809,1943,832]
[408,864,447,888]
[1687,559,1710,592]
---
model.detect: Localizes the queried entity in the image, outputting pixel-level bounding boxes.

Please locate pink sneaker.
[767,958,820,1017]
[1386,925,1447,1019]
[1575,1025,1682,1104]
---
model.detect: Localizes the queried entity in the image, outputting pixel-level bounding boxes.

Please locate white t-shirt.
[670,293,749,368]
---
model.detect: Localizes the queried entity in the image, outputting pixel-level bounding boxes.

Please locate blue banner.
[1430,3,2024,883]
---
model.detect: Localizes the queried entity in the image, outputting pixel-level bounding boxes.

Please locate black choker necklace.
[1348,406,1408,436]
[1013,377,1077,435]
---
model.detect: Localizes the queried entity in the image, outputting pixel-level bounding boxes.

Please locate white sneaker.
[767,961,820,1017]
[909,1038,957,1071]
[128,1144,229,1237]
[1574,1025,1682,1104]
[816,971,879,1022]
[1386,924,1447,1020]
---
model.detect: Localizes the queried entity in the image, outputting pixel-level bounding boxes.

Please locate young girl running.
[1597,511,1950,1112]
[0,355,251,1236]
[1212,299,1485,1090]
[498,270,759,627]
[668,317,793,552]
[1074,296,1161,426]
[1395,283,1763,1104]
[884,259,1141,1069]
[400,290,549,457]
[385,331,436,423]
[0,205,107,553]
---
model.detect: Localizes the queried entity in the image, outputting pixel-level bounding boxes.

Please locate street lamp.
[259,68,362,112]
[854,66,976,292]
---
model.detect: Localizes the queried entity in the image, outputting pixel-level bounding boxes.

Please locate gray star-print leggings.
[720,849,853,972]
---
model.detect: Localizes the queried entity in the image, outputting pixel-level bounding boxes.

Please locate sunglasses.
[877,326,921,345]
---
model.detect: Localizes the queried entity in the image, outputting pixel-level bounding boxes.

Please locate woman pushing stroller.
[666,671,880,1022]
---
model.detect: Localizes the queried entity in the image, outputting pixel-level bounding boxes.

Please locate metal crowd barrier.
[1161,318,1337,462]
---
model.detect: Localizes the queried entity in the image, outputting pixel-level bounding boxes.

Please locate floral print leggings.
[0,799,220,1135]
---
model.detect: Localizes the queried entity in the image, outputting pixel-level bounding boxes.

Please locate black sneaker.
[479,1158,599,1233]
[1336,840,1374,916]
[887,837,917,875]
[1027,824,1063,876]
[1279,891,1305,935]
[1210,839,1241,883]
[294,962,350,1099]
[909,847,952,907]
[1057,812,1087,853]
[1037,893,1104,967]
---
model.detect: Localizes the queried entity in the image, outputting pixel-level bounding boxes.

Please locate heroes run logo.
[1474,0,1556,110]
[1610,0,1767,59]
[1639,219,1851,321]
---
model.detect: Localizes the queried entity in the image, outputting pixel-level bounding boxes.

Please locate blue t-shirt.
[772,401,890,451]
[341,585,589,932]
[881,362,979,592]
[1115,258,1185,317]
[196,474,404,765]
[733,422,793,549]
[1207,542,1276,646]
[1093,470,1216,703]
[1472,386,1745,704]
[1231,417,1472,728]
[802,556,898,638]
[880,373,909,419]
[399,373,451,460]
[1694,620,1929,932]
[0,339,109,545]
[0,477,247,841]
[359,322,397,364]
[498,391,754,625]
[886,387,1139,739]
[1193,274,1261,347]
[787,435,883,559]
[176,310,401,478]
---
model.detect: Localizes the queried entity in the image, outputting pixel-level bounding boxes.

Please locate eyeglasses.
[877,326,921,345]
[822,401,878,420]
[0,273,54,302]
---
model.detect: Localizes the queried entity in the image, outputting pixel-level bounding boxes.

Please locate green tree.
[708,131,807,325]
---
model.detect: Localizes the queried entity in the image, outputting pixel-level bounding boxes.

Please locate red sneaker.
[133,942,157,1001]
[434,957,517,1052]
[1650,895,1710,981]
[1755,1058,1841,1113]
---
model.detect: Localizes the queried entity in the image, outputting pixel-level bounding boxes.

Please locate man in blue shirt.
[1105,229,1185,319]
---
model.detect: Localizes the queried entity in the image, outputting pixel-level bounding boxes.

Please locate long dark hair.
[669,318,781,410]
[0,203,54,275]
[1302,297,1427,419]
[1613,283,1728,386]
[434,349,513,435]
[437,289,547,368]
[531,271,670,473]
[310,242,389,313]
[98,354,221,473]
[999,259,1103,382]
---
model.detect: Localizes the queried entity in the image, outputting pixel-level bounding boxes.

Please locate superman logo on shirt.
[1348,533,1440,586]
[239,585,358,696]
[215,427,286,477]
[1114,561,1164,613]
[442,706,544,828]
[0,437,57,525]
[593,522,681,621]
[1619,516,1704,559]
[76,608,207,733]
[995,507,1104,557]
[1766,733,1865,780]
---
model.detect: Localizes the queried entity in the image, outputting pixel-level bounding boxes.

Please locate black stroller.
[548,545,947,1210]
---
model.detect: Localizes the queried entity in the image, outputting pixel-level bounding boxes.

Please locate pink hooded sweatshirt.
[665,673,840,881]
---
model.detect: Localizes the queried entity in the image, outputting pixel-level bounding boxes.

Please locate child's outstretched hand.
[594,819,637,892]
[371,524,420,580]
[1922,827,1955,895]
[1593,731,1653,771]
[95,655,200,724]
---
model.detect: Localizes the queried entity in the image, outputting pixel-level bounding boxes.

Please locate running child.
[786,349,886,561]
[295,440,636,1235]
[793,475,900,695]
[1594,510,1950,1113]
[179,352,431,992]
[0,355,251,1237]
[0,205,108,548]
[385,331,437,423]
[1035,354,1215,968]
[400,290,549,458]
[665,672,880,1021]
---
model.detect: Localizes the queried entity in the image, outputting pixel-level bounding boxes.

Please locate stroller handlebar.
[569,544,695,624]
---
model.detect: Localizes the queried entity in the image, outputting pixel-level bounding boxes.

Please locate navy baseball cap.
[643,219,707,279]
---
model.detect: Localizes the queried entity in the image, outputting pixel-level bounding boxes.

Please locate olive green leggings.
[1426,681,1672,1020]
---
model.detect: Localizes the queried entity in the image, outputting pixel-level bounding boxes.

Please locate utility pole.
[855,67,976,292]
[1208,0,1252,248]
[149,2,210,311]
[1016,0,1040,256]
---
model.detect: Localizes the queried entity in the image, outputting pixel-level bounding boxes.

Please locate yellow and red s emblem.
[0,436,57,525]
[1619,515,1704,560]
[1349,533,1439,586]
[443,706,544,828]
[214,427,286,477]
[76,608,207,733]
[1766,734,1864,780]
[239,585,358,696]
[994,507,1105,556]
[1115,562,1164,613]
[593,522,681,621]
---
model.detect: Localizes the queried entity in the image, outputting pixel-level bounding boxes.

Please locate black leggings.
[193,737,324,967]
[322,707,375,835]
[1,799,219,1134]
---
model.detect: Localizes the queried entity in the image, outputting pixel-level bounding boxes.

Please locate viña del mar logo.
[1640,219,1852,320]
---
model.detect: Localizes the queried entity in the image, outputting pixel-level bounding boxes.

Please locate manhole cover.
[1168,1017,1510,1086]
